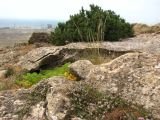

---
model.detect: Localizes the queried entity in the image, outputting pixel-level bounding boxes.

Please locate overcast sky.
[0,0,159,24]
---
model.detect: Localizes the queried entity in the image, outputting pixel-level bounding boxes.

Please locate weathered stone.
[17,46,71,71]
[17,44,126,71]
[44,77,72,120]
[69,52,160,118]
[0,76,72,120]
[23,101,45,120]
[69,60,94,79]
[28,32,50,44]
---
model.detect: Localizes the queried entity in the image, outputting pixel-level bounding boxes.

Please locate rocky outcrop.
[28,32,50,44]
[17,45,126,71]
[0,76,73,120]
[17,46,62,71]
[69,52,160,118]
[18,33,160,72]
[1,52,160,119]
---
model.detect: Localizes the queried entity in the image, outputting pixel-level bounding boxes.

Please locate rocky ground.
[0,33,160,119]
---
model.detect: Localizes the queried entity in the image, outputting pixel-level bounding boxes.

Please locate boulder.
[0,76,73,120]
[28,32,50,44]
[69,52,160,119]
[69,60,94,79]
[17,46,64,71]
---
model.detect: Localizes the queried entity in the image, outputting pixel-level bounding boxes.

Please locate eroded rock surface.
[69,52,160,118]
[1,52,160,119]
[69,60,94,79]
[0,76,73,120]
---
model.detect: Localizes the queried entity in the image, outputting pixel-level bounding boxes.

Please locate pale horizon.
[0,0,159,25]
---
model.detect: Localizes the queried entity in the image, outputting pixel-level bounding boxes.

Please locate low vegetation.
[51,4,133,45]
[76,48,126,65]
[5,67,14,78]
[15,63,76,88]
[66,83,152,120]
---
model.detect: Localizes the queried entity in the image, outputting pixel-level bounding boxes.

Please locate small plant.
[5,67,14,78]
[15,63,76,88]
[66,82,152,120]
[64,71,77,81]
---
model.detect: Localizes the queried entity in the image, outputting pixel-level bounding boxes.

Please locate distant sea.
[0,19,60,28]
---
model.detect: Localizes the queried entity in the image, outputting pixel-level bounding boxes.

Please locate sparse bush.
[5,67,14,78]
[51,4,133,45]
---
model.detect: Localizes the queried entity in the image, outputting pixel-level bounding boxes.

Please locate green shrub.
[51,4,133,45]
[16,63,70,88]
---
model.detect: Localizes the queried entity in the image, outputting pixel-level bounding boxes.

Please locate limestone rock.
[69,52,160,119]
[17,46,79,72]
[0,76,72,120]
[45,77,71,120]
[69,60,94,79]
[17,43,127,71]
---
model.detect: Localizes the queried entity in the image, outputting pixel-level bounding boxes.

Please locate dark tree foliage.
[51,5,133,45]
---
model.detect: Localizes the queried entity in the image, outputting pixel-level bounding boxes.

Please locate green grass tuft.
[16,63,70,88]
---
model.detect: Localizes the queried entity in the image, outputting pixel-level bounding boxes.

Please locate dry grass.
[0,77,20,91]
[105,107,141,120]
[75,48,126,65]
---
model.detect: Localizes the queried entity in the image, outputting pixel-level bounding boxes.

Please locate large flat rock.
[69,52,160,118]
